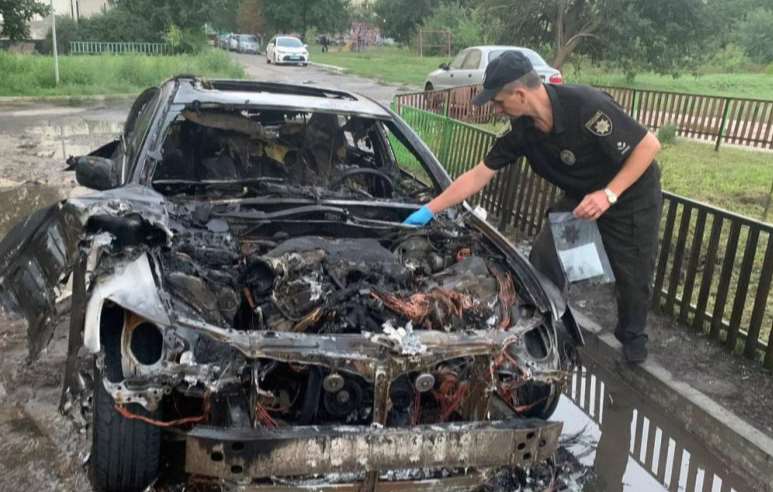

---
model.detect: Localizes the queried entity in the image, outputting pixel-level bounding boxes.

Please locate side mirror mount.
[439,63,450,70]
[304,44,309,49]
[66,155,121,190]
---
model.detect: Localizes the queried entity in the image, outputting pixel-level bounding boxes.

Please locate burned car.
[0,77,582,491]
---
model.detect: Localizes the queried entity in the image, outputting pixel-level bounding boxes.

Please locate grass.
[0,49,245,97]
[658,139,773,220]
[309,45,773,100]
[310,45,446,88]
[568,68,773,101]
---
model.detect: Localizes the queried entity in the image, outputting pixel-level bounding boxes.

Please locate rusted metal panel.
[185,419,562,481]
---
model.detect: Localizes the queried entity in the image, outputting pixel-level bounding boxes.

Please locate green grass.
[0,49,245,97]
[310,46,447,88]
[310,45,773,100]
[568,68,773,101]
[657,138,773,220]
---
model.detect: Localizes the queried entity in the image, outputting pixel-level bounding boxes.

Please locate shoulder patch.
[585,110,613,137]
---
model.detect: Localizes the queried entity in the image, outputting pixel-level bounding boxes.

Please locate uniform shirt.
[484,84,661,214]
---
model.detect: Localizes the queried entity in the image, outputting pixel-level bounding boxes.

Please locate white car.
[266,36,309,66]
[228,34,239,52]
[424,46,562,91]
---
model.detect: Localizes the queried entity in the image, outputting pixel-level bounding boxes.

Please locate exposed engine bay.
[99,203,569,431]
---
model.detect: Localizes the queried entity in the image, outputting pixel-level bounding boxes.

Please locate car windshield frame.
[140,102,444,201]
[240,35,258,42]
[277,37,303,48]
[488,48,548,67]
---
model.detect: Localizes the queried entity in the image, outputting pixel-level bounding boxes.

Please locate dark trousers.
[529,196,662,348]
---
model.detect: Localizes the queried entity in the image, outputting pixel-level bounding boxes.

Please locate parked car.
[266,35,309,65]
[228,34,239,51]
[236,34,260,54]
[218,33,231,49]
[424,46,563,92]
[0,76,581,491]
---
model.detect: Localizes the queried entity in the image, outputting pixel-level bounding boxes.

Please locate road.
[230,51,417,105]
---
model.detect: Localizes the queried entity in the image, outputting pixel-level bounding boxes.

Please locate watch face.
[605,189,617,204]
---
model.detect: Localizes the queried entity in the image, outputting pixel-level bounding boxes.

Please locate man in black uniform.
[404,51,662,363]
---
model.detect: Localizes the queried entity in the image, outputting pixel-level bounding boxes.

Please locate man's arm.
[403,162,497,225]
[574,132,661,220]
[426,161,497,214]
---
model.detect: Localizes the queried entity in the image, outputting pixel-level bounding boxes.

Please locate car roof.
[171,78,391,118]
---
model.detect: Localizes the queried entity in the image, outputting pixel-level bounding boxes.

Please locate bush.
[657,122,678,145]
[702,44,753,73]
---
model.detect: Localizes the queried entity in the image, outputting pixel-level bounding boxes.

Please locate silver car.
[424,46,563,91]
[237,34,260,54]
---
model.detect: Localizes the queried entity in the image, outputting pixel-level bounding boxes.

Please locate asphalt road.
[229,50,416,105]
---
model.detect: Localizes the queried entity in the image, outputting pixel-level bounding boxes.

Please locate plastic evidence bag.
[548,212,615,284]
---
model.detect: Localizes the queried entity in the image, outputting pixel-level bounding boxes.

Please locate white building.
[52,0,110,20]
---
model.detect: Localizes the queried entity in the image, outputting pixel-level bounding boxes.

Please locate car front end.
[0,77,579,491]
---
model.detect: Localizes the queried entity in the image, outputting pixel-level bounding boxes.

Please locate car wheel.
[266,56,271,64]
[91,367,161,492]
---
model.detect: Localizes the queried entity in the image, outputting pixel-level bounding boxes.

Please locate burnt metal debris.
[0,76,581,492]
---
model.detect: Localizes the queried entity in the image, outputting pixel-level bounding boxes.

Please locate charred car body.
[0,77,582,491]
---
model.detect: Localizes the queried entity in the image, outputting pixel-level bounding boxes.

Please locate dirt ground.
[570,283,773,438]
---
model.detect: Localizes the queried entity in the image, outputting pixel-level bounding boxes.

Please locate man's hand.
[573,190,610,220]
[403,205,435,226]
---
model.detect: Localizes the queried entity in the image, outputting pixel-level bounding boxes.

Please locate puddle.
[0,183,63,237]
[26,119,123,160]
[556,360,753,491]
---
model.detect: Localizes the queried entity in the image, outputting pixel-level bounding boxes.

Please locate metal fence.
[394,85,773,151]
[393,104,773,368]
[69,41,170,55]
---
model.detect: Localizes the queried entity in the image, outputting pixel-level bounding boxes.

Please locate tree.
[735,7,773,64]
[263,0,350,39]
[480,0,715,76]
[0,0,49,41]
[113,0,232,35]
[374,0,439,43]
[238,0,265,34]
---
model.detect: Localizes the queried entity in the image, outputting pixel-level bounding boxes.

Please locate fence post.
[715,98,731,152]
[444,90,451,118]
[630,89,638,118]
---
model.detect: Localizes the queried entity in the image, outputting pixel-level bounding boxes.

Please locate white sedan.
[266,36,309,66]
[424,46,562,91]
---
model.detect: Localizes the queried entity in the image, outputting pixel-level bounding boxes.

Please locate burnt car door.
[0,87,161,358]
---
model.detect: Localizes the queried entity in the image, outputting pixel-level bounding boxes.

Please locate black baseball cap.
[472,51,534,106]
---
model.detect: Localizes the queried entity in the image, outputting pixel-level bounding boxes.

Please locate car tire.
[91,368,161,492]
[266,56,271,64]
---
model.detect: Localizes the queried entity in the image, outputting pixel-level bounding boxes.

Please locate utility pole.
[50,0,60,85]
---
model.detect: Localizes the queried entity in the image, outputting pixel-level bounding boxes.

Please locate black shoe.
[622,342,648,365]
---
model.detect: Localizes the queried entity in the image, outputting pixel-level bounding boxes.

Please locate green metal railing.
[393,103,773,368]
[69,41,170,55]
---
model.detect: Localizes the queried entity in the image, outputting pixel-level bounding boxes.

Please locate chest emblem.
[585,111,613,136]
[560,149,576,166]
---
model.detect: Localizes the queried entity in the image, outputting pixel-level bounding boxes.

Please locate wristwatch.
[603,188,618,205]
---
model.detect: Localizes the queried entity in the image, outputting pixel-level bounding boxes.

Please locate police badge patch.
[585,111,613,136]
[560,149,576,166]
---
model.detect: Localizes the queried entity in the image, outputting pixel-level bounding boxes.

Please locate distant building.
[18,0,111,40]
[52,0,110,20]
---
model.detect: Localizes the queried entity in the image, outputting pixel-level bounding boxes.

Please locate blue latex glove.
[403,205,435,226]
